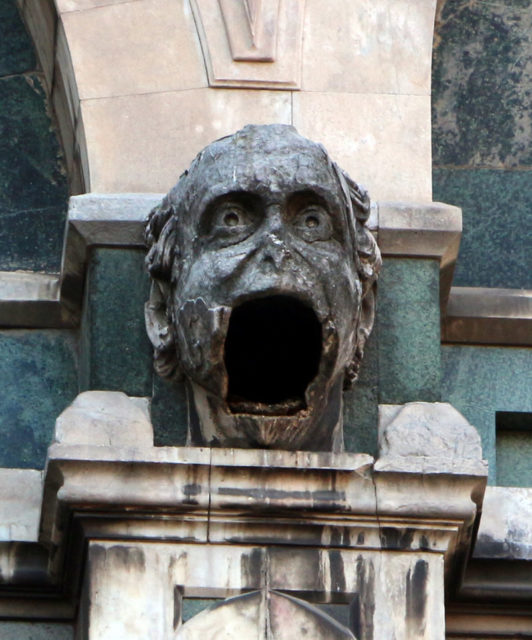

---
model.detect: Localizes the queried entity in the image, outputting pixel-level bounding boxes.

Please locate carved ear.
[344,281,377,389]
[144,280,181,380]
[145,199,182,380]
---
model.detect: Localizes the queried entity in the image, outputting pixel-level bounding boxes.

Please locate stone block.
[80,88,291,192]
[377,259,441,404]
[302,0,436,96]
[0,330,78,469]
[54,390,153,447]
[61,0,206,100]
[0,468,42,541]
[474,486,532,560]
[80,248,153,397]
[0,0,35,76]
[292,92,431,201]
[377,402,486,475]
[433,169,532,289]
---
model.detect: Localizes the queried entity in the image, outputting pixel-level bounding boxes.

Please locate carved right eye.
[206,199,258,246]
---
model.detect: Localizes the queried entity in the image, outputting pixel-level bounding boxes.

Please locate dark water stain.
[329,550,346,594]
[380,527,415,550]
[355,555,375,640]
[406,559,428,635]
[240,547,264,588]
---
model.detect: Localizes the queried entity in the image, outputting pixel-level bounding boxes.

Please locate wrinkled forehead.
[177,127,344,213]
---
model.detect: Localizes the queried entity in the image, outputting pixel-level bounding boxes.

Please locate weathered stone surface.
[474,487,532,560]
[61,0,206,100]
[145,124,381,451]
[293,92,432,202]
[0,469,42,541]
[54,391,153,447]
[78,540,449,640]
[302,0,436,96]
[80,88,292,193]
[378,402,483,461]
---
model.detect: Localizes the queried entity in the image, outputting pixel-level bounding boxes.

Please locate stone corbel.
[31,392,488,639]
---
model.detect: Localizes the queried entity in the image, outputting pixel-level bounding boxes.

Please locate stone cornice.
[0,194,529,345]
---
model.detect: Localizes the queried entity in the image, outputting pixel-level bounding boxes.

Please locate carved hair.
[145,142,381,386]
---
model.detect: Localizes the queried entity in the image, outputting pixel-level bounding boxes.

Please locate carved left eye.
[293,206,332,241]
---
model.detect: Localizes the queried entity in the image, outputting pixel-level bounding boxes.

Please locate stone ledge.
[0,468,43,542]
[443,286,532,346]
[473,486,532,561]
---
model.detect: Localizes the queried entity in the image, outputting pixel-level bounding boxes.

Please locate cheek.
[176,249,249,302]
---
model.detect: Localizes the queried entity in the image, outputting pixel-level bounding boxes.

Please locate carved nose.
[260,208,291,270]
[262,233,291,270]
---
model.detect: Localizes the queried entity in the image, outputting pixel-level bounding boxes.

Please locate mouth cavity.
[224,295,322,415]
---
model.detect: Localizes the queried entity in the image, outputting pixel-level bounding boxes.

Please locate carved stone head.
[145,124,381,451]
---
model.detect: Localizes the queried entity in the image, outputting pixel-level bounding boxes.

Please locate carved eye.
[223,210,241,227]
[204,198,258,247]
[304,214,319,228]
[293,205,332,242]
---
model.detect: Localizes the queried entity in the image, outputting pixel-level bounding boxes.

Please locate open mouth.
[224,295,322,415]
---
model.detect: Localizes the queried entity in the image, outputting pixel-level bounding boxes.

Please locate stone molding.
[191,0,306,89]
[0,193,528,345]
[443,286,532,346]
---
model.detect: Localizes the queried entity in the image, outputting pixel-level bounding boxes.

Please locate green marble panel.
[80,248,153,398]
[0,1,35,76]
[182,599,221,623]
[0,74,68,272]
[496,430,532,487]
[343,329,379,455]
[0,623,72,640]
[442,346,532,484]
[433,168,532,288]
[151,377,188,446]
[377,259,441,404]
[0,330,78,469]
[432,0,532,168]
